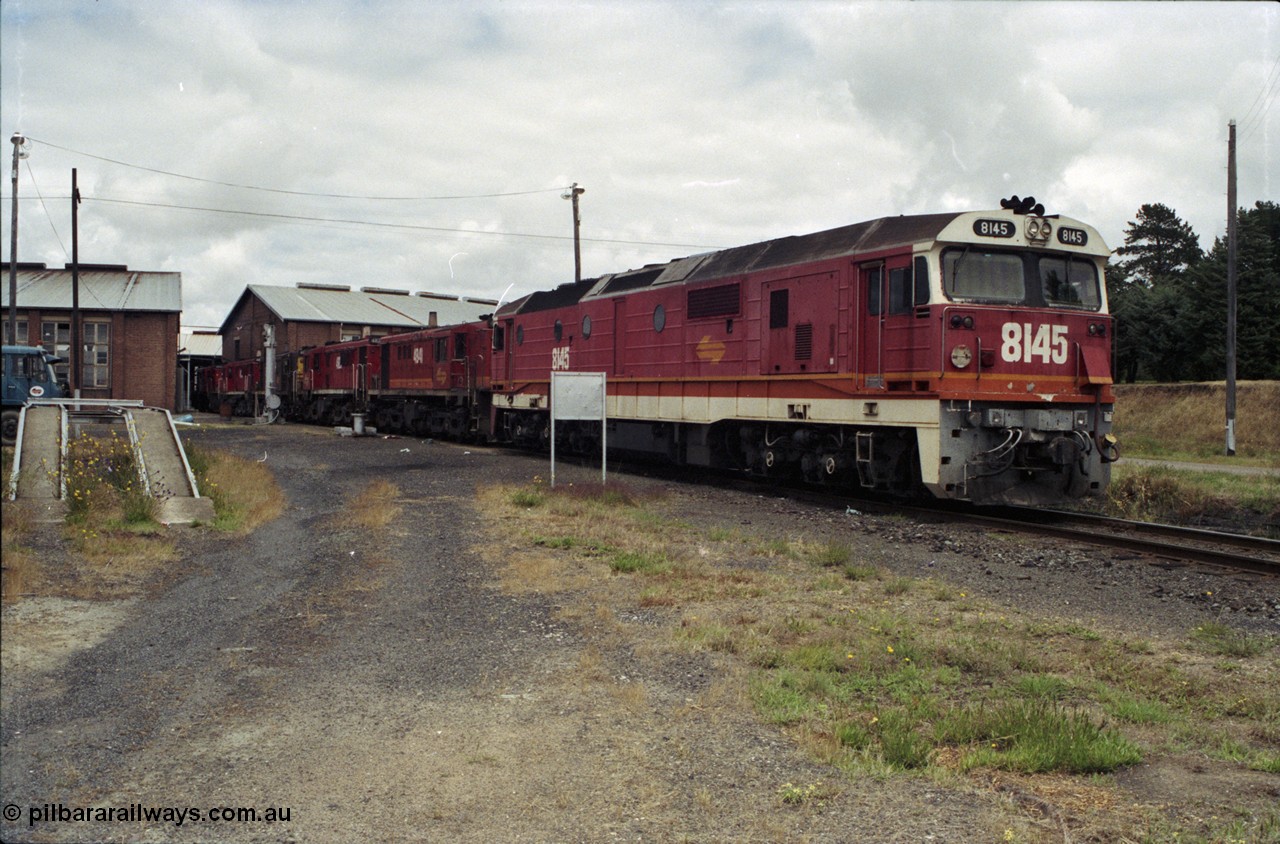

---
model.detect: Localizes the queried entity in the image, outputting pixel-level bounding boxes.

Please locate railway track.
[539,452,1280,577]
[951,507,1280,576]
[714,473,1278,577]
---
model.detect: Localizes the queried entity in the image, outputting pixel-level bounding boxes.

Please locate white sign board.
[550,372,607,487]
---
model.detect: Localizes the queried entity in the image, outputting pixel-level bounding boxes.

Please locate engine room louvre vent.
[795,322,813,360]
[687,283,741,319]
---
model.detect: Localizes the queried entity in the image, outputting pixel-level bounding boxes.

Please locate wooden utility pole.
[7,133,24,345]
[72,168,82,397]
[563,182,585,283]
[1225,120,1238,456]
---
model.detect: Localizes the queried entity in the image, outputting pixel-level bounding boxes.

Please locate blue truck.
[2,344,65,446]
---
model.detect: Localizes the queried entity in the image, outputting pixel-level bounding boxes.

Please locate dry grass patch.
[1112,380,1280,462]
[326,480,402,531]
[475,478,1280,843]
[1,498,40,602]
[184,443,285,534]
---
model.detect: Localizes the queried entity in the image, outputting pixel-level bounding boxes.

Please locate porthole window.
[582,315,592,339]
[653,304,666,333]
[516,324,524,345]
[554,320,563,342]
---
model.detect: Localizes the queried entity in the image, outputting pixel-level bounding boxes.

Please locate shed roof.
[3,265,182,312]
[179,331,223,358]
[220,284,495,334]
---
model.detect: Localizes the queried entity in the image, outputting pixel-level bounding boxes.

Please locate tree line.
[1106,201,1279,382]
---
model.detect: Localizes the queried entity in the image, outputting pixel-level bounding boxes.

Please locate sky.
[2,0,1276,330]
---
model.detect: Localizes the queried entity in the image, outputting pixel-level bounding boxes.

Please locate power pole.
[563,182,585,283]
[7,132,26,345]
[1225,120,1238,456]
[72,168,82,397]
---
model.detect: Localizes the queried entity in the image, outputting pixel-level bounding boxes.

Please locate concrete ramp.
[7,401,215,525]
[126,406,215,524]
[10,404,67,521]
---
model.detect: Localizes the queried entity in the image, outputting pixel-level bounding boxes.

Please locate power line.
[1238,55,1280,140]
[25,159,69,259]
[85,195,726,251]
[25,137,573,201]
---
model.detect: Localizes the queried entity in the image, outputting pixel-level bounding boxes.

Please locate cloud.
[3,1,1275,327]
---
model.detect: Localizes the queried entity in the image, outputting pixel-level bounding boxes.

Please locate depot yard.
[1,415,1278,843]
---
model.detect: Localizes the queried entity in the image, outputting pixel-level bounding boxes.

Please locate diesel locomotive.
[197,198,1118,506]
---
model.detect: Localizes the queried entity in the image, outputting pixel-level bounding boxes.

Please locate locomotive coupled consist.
[198,198,1117,507]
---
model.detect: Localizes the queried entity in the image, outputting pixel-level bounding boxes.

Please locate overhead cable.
[25,137,572,201]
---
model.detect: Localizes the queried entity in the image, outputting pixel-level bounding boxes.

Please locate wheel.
[1,409,19,447]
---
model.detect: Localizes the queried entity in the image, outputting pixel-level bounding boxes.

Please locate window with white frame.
[82,322,110,387]
[41,321,71,382]
[2,318,29,345]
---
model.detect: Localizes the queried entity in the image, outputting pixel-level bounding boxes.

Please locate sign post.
[550,371,607,488]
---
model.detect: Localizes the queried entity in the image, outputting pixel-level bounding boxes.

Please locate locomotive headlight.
[1025,217,1051,243]
[950,344,973,369]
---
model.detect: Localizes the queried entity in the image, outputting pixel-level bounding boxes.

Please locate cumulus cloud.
[2,0,1274,327]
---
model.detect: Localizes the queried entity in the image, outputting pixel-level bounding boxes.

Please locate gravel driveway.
[2,422,1276,843]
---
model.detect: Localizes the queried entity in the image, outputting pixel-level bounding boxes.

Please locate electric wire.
[85,195,725,251]
[24,158,69,260]
[1238,54,1280,141]
[26,137,573,201]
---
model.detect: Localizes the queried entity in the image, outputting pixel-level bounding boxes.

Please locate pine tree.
[1115,203,1203,288]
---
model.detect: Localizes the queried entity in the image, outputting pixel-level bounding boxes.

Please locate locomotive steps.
[6,400,215,525]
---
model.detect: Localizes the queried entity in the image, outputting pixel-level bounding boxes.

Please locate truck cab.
[2,344,65,446]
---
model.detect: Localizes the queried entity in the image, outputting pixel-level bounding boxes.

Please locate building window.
[83,322,111,388]
[41,321,71,382]
[2,318,29,345]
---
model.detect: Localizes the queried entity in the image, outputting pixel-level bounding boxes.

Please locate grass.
[1,491,39,602]
[326,479,401,531]
[1111,381,1279,463]
[184,442,285,534]
[482,474,1280,843]
[1,440,285,603]
[1101,381,1280,535]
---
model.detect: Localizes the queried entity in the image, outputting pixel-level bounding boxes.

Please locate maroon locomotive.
[200,198,1116,506]
[489,199,1116,505]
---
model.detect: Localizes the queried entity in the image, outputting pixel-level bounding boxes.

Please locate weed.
[1190,621,1276,658]
[842,563,880,582]
[777,781,827,805]
[936,700,1142,774]
[811,542,853,568]
[510,488,546,508]
[610,550,671,574]
[185,443,284,534]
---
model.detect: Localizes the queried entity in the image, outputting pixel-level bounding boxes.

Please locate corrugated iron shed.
[3,266,182,312]
[221,284,495,333]
[179,331,223,357]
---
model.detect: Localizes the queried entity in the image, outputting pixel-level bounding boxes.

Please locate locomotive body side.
[377,322,492,439]
[292,337,380,426]
[491,207,1115,505]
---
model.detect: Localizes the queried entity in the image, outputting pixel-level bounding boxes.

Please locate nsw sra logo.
[551,346,571,371]
[29,385,45,397]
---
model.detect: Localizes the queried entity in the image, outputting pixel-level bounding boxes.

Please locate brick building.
[218,283,497,362]
[3,263,181,410]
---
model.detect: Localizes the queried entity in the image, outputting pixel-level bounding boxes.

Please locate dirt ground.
[2,423,1277,843]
